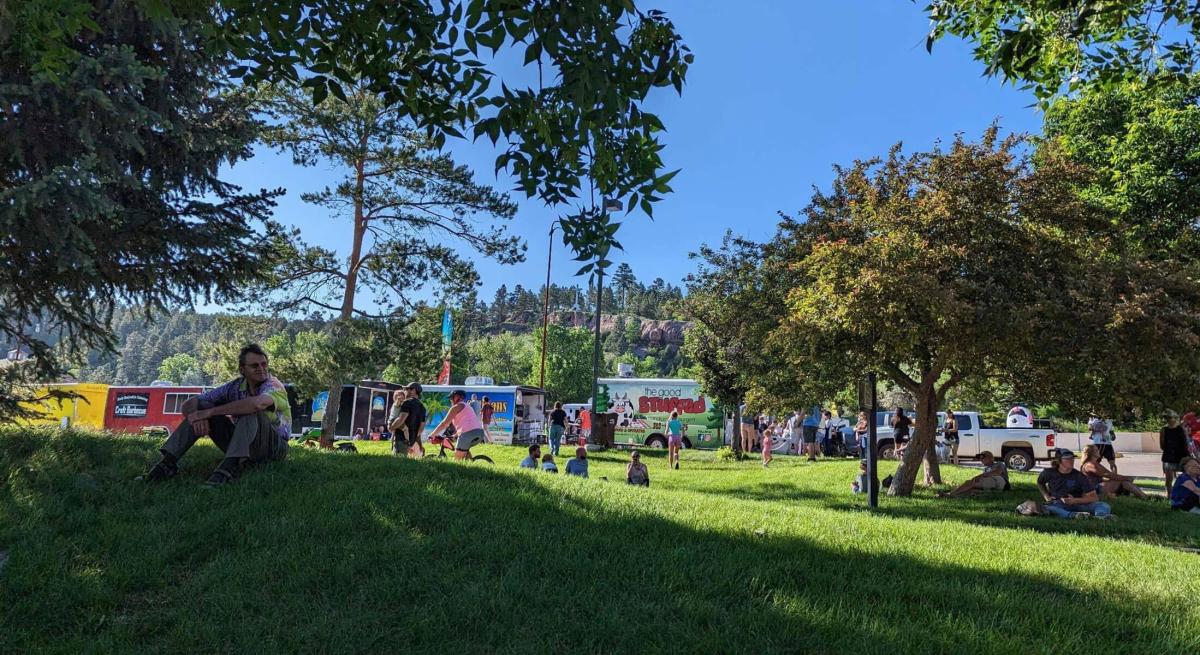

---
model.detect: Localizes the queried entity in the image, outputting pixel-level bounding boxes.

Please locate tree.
[7,0,689,421]
[611,262,638,311]
[1042,76,1200,258]
[468,332,534,386]
[530,325,593,404]
[770,129,1131,495]
[157,354,203,385]
[924,1,1200,103]
[0,0,282,420]
[257,82,522,446]
[682,232,795,453]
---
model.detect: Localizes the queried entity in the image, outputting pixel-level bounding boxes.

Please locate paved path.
[957,452,1167,481]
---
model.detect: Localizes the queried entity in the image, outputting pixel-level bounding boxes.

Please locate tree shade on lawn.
[1,427,1195,653]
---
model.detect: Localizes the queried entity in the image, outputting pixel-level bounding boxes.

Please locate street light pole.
[539,221,560,389]
[590,199,622,413]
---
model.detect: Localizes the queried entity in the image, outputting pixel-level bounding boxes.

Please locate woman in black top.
[890,408,911,456]
[1161,409,1190,491]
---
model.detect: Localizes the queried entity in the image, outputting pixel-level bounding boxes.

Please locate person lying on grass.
[565,447,588,478]
[1080,445,1149,500]
[937,451,1008,498]
[627,450,650,487]
[138,343,289,487]
[1036,449,1114,520]
[1169,457,1200,514]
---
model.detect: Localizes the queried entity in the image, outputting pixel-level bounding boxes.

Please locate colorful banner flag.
[437,308,452,384]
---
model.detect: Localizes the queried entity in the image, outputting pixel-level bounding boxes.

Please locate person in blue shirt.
[565,447,589,478]
[801,406,821,462]
[666,410,685,470]
[1170,457,1200,514]
[541,453,558,473]
[520,444,541,469]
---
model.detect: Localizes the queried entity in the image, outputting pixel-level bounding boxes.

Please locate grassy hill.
[1,427,1197,654]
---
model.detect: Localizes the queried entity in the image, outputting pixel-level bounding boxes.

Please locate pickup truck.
[871,410,1055,471]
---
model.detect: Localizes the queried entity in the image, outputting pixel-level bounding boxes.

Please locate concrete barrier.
[1057,432,1160,454]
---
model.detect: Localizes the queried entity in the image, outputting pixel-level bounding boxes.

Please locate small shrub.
[716,446,747,462]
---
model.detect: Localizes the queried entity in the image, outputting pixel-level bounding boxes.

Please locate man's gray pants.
[162,411,288,463]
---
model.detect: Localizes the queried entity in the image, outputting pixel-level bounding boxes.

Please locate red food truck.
[104,384,207,435]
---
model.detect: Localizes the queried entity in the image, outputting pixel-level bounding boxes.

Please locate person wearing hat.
[1036,449,1113,519]
[626,450,650,487]
[428,389,489,460]
[1160,409,1190,492]
[388,383,428,458]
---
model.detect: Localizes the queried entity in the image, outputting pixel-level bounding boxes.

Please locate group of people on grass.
[517,442,651,486]
[135,343,1200,518]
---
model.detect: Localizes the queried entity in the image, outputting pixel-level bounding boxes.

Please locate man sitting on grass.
[520,444,540,469]
[138,344,290,487]
[1036,449,1113,520]
[937,451,1008,498]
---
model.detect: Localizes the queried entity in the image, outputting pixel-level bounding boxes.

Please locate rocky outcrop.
[487,311,691,350]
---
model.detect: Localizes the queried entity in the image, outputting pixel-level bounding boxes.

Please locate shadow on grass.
[0,429,1194,653]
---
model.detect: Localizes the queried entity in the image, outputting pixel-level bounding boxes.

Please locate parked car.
[870,410,1055,471]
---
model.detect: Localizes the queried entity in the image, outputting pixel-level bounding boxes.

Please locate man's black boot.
[136,452,179,482]
[203,457,242,488]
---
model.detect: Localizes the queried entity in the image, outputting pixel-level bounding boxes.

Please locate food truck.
[595,377,724,449]
[419,384,547,446]
[292,381,547,445]
[104,384,208,435]
[17,383,110,429]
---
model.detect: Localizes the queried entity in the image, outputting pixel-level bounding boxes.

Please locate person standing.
[390,383,428,458]
[854,411,869,456]
[387,389,407,455]
[666,410,685,470]
[801,408,820,462]
[548,401,567,457]
[889,408,911,459]
[1087,416,1118,473]
[480,396,495,441]
[138,344,290,487]
[786,410,803,456]
[761,423,772,468]
[740,407,756,454]
[1161,409,1190,492]
[943,410,960,465]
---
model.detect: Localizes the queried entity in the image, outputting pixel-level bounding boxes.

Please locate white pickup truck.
[872,410,1056,471]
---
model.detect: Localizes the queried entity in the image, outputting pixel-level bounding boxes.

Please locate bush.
[716,446,747,461]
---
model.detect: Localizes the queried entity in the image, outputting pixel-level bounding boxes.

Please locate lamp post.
[859,372,880,508]
[538,220,562,389]
[590,199,622,414]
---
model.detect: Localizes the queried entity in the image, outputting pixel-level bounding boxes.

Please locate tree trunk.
[731,402,742,455]
[887,382,941,496]
[318,381,343,448]
[319,158,367,448]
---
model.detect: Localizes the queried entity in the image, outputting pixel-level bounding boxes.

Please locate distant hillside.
[485,311,691,358]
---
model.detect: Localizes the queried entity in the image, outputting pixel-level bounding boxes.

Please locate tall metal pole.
[867,372,879,508]
[539,223,557,389]
[590,257,605,411]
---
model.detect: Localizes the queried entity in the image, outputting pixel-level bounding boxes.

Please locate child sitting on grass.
[541,453,558,473]
[852,460,867,494]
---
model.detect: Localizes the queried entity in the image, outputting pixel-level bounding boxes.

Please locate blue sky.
[222,0,1042,308]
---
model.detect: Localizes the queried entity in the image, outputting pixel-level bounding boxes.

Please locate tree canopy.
[924,1,1200,103]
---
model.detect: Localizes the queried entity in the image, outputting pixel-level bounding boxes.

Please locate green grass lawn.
[2,427,1197,654]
